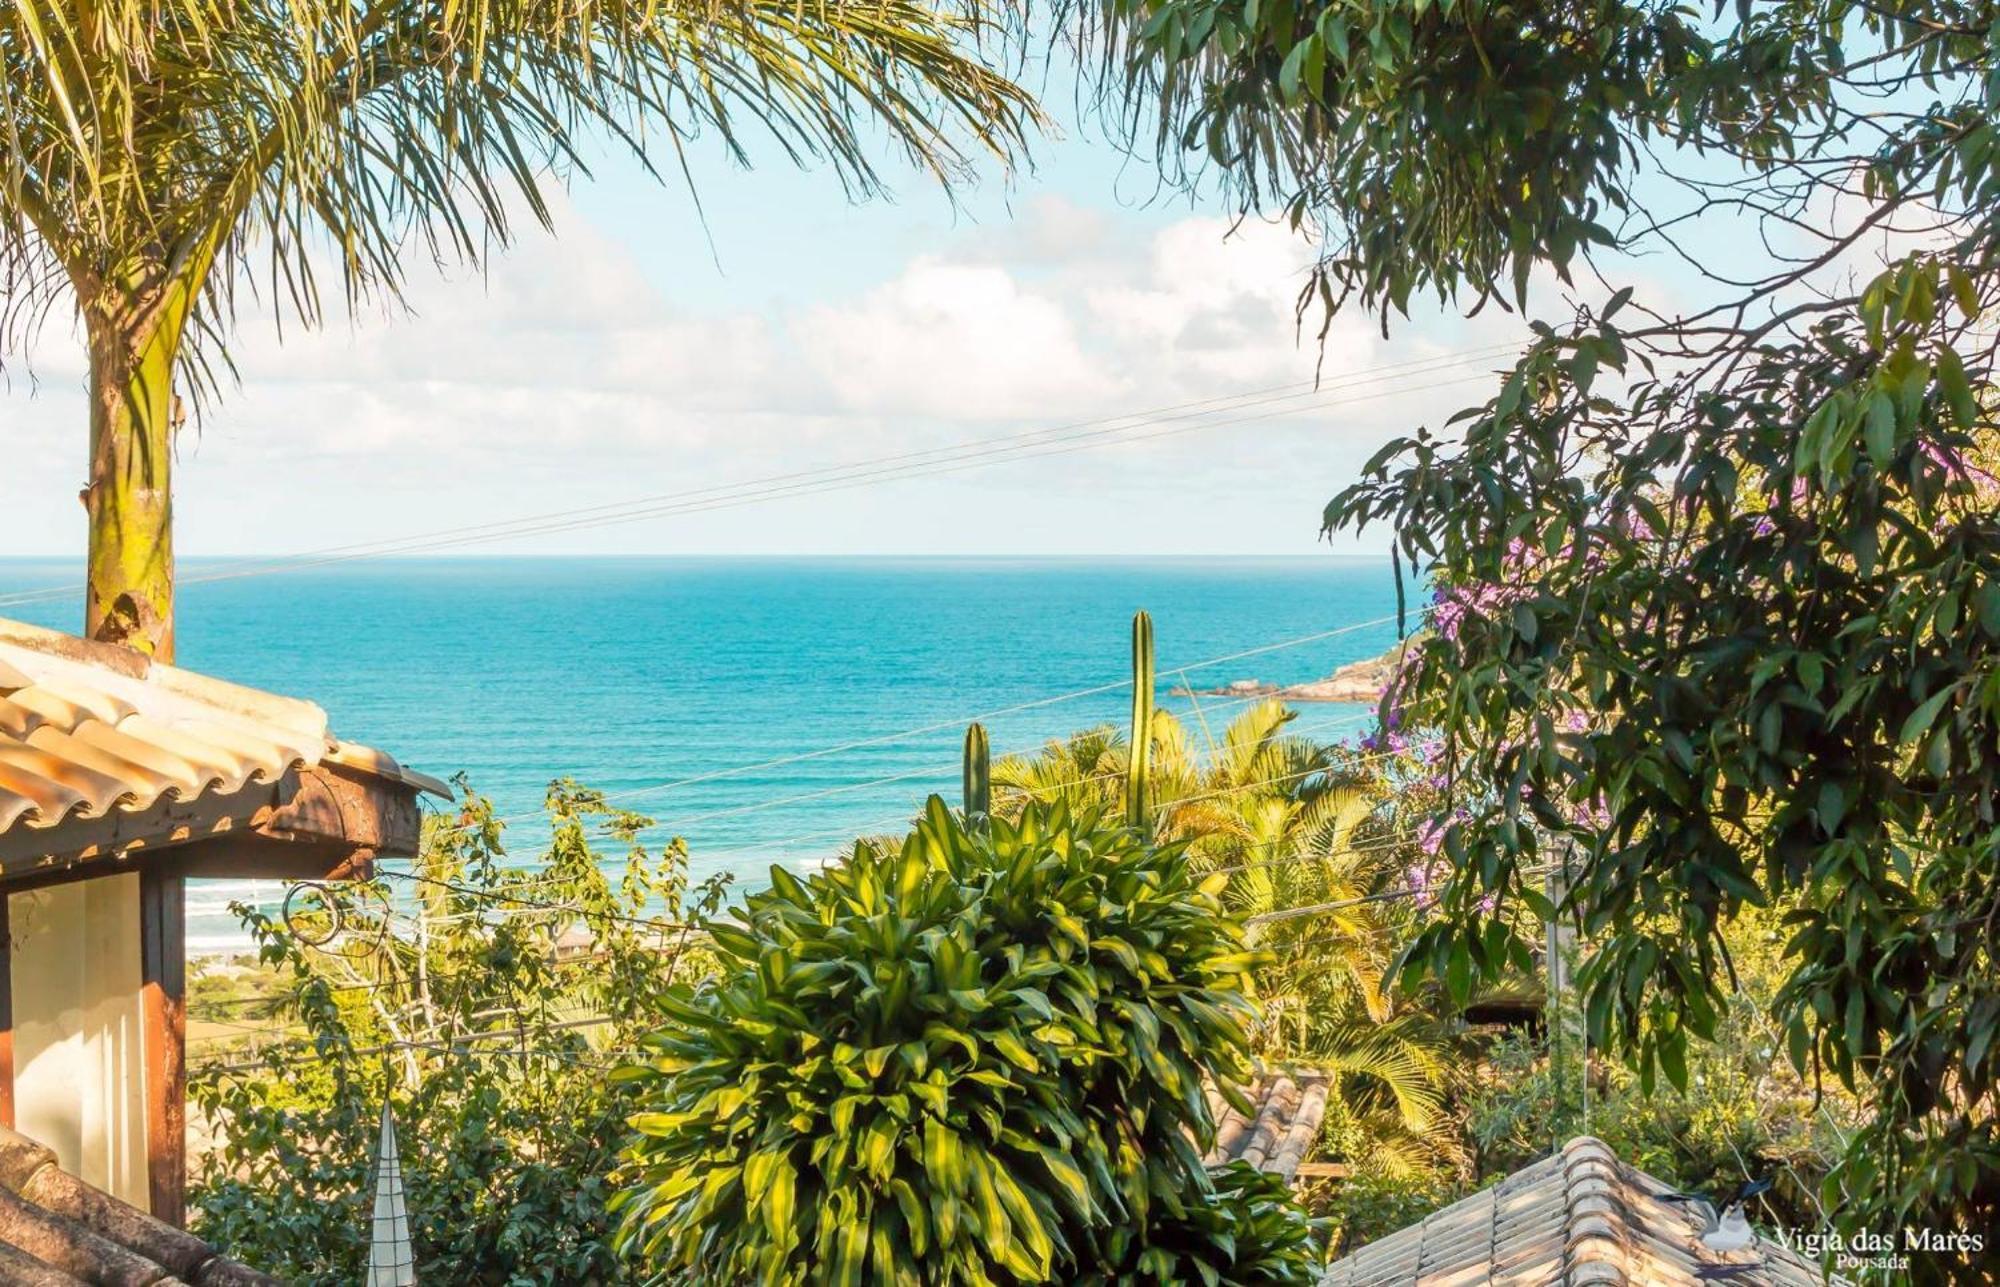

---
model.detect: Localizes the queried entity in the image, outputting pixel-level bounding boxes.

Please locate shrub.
[190,781,721,1283]
[1311,1167,1464,1261]
[614,796,1323,1284]
[1078,1161,1323,1287]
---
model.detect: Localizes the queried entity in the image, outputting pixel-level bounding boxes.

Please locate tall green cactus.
[963,722,992,829]
[1127,611,1154,829]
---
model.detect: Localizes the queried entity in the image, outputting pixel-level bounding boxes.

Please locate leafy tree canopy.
[190,780,723,1282]
[1090,0,2000,1270]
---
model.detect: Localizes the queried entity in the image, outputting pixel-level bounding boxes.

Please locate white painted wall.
[9,875,150,1206]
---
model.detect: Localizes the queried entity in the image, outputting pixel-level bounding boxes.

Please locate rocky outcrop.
[1176,639,1413,704]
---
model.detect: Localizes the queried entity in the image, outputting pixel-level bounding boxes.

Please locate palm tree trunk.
[83,275,188,661]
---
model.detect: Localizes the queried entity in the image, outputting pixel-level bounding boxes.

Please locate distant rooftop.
[1203,1068,1330,1186]
[1322,1136,1838,1287]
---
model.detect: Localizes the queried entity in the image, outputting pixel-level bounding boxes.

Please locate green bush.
[1311,1167,1464,1261]
[614,796,1323,1284]
[190,781,722,1283]
[1078,1161,1323,1287]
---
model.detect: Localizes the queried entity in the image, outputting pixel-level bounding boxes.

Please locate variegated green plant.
[612,795,1320,1284]
[1075,1162,1322,1287]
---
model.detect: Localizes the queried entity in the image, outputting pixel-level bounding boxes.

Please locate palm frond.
[0,0,1039,387]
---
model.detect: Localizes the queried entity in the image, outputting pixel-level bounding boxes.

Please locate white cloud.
[797,259,1119,418]
[0,188,1508,560]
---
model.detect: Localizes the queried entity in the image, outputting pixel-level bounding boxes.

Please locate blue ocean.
[0,558,1402,948]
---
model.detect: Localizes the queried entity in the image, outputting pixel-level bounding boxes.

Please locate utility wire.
[0,348,1510,610]
[647,685,1385,832]
[296,711,1412,958]
[193,704,1418,1025]
[277,369,1491,562]
[431,614,1404,839]
[667,708,1396,866]
[614,702,1390,844]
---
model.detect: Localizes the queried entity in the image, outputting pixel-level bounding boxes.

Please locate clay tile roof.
[0,617,448,847]
[1204,1068,1331,1185]
[0,1126,282,1285]
[1321,1136,1842,1286]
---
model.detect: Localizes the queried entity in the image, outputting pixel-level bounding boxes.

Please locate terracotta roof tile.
[0,1127,283,1284]
[1322,1137,1843,1286]
[0,617,448,850]
[1205,1068,1331,1185]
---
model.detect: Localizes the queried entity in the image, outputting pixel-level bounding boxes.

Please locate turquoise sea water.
[0,557,1402,947]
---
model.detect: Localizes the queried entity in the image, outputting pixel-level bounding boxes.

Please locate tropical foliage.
[189,780,720,1283]
[1077,1161,1322,1287]
[1463,902,1860,1228]
[1093,0,2000,1268]
[613,795,1324,1284]
[995,702,1460,1179]
[0,0,1038,653]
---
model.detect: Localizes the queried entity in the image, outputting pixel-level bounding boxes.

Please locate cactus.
[963,722,992,829]
[1127,610,1154,829]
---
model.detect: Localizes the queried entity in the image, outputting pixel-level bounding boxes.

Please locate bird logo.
[1662,1176,1776,1253]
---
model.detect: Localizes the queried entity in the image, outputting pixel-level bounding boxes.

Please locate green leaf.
[1898,685,1957,745]
[1862,389,1897,467]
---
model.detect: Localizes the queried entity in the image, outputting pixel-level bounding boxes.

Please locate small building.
[0,617,445,1225]
[1320,1136,1837,1286]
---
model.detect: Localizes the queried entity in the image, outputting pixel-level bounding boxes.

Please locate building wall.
[8,874,149,1206]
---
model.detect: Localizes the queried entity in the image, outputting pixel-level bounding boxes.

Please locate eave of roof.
[0,617,446,871]
[1204,1068,1331,1185]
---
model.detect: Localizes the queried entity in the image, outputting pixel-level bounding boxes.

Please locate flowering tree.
[1091,0,1999,1270]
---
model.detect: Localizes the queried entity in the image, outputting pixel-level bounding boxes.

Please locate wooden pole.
[1544,842,1581,1146]
[0,893,12,1131]
[139,866,186,1226]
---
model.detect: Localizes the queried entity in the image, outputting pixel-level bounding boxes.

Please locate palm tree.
[1232,786,1457,1175]
[992,702,1461,1170]
[1153,699,1335,863]
[1,0,1037,658]
[992,701,1337,848]
[992,722,1129,815]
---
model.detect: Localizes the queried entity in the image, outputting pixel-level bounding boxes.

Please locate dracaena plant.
[612,795,1324,1284]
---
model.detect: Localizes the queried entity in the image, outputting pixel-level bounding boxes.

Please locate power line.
[436,615,1404,839]
[1205,824,1428,877]
[298,367,1491,561]
[195,1014,626,1076]
[0,346,1511,610]
[189,708,1415,1025]
[624,700,1389,838]
[193,735,1437,1058]
[367,710,1403,936]
[1244,857,1569,929]
[373,867,696,932]
[664,708,1395,866]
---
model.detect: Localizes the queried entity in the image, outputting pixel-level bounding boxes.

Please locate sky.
[3,56,1585,567]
